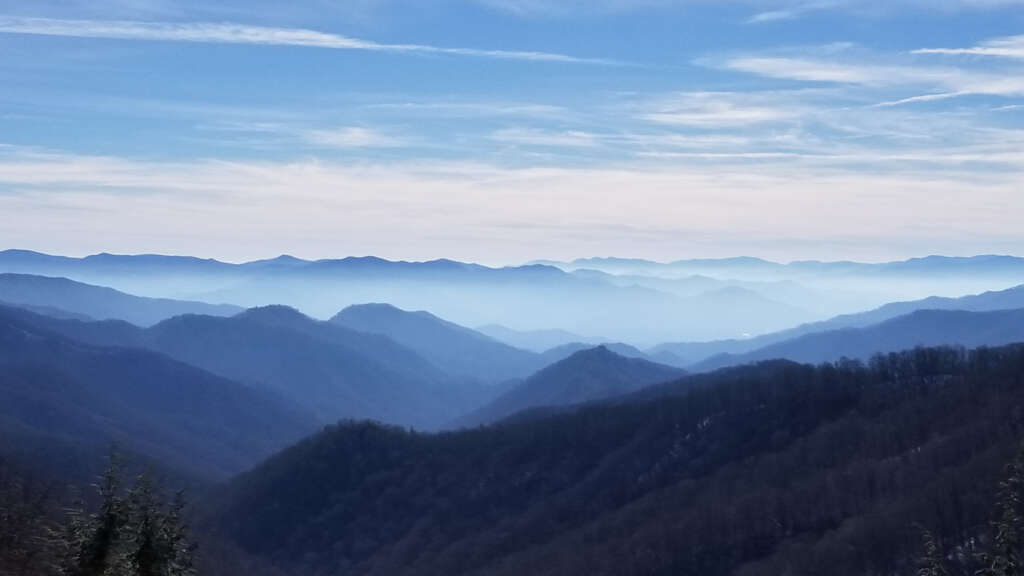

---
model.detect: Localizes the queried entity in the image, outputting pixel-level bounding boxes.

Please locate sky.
[1,0,1024,264]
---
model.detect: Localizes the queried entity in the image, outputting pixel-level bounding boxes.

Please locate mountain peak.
[237,305,311,325]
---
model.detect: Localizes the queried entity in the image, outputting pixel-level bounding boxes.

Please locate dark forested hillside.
[0,306,314,483]
[0,273,242,326]
[205,343,1024,576]
[454,346,683,427]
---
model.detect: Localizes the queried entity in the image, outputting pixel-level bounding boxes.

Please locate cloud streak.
[0,16,619,65]
[717,55,1024,99]
[915,34,1024,59]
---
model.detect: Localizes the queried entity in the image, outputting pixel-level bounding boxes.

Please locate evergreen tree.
[61,454,196,576]
[64,455,124,576]
[977,448,1024,576]
[917,529,949,576]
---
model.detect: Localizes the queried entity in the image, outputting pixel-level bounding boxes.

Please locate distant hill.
[453,346,684,427]
[0,273,241,326]
[544,254,1024,279]
[0,305,313,482]
[692,308,1024,371]
[538,341,651,365]
[475,324,606,352]
[0,251,819,343]
[331,303,546,383]
[0,299,93,321]
[204,344,1024,576]
[649,282,1024,367]
[12,303,488,429]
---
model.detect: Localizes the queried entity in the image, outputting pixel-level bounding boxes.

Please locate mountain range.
[331,303,546,383]
[0,272,241,326]
[0,250,905,344]
[0,305,313,482]
[13,303,492,430]
[692,307,1024,372]
[651,282,1024,367]
[544,254,1024,280]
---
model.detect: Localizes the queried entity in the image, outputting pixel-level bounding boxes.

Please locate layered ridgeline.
[474,324,606,353]
[453,346,684,427]
[692,308,1024,372]
[0,251,821,344]
[331,303,546,382]
[0,272,242,326]
[651,282,1024,367]
[10,303,494,429]
[545,254,1024,281]
[203,344,1024,576]
[0,305,313,482]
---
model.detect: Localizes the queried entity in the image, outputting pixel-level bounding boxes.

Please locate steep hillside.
[204,344,1024,576]
[0,306,313,482]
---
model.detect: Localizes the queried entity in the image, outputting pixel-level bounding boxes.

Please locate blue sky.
[1,0,1024,264]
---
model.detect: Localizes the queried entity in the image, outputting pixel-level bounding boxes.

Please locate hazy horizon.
[3,1,1024,262]
[7,247,1024,268]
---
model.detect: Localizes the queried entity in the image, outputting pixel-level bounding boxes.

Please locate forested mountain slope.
[6,304,488,429]
[205,344,1024,576]
[0,306,314,482]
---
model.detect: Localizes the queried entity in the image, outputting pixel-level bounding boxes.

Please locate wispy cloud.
[304,127,407,149]
[0,16,619,65]
[363,101,569,120]
[745,1,841,23]
[474,0,672,18]
[873,92,967,107]
[491,128,602,148]
[915,34,1024,59]
[716,55,1024,98]
[640,91,798,127]
[477,0,1024,20]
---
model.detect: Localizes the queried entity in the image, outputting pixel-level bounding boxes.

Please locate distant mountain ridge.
[9,302,492,430]
[650,282,1024,367]
[11,249,1021,279]
[453,346,684,427]
[475,324,606,352]
[541,254,1024,277]
[692,307,1024,372]
[331,303,547,383]
[6,250,1024,345]
[0,273,242,326]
